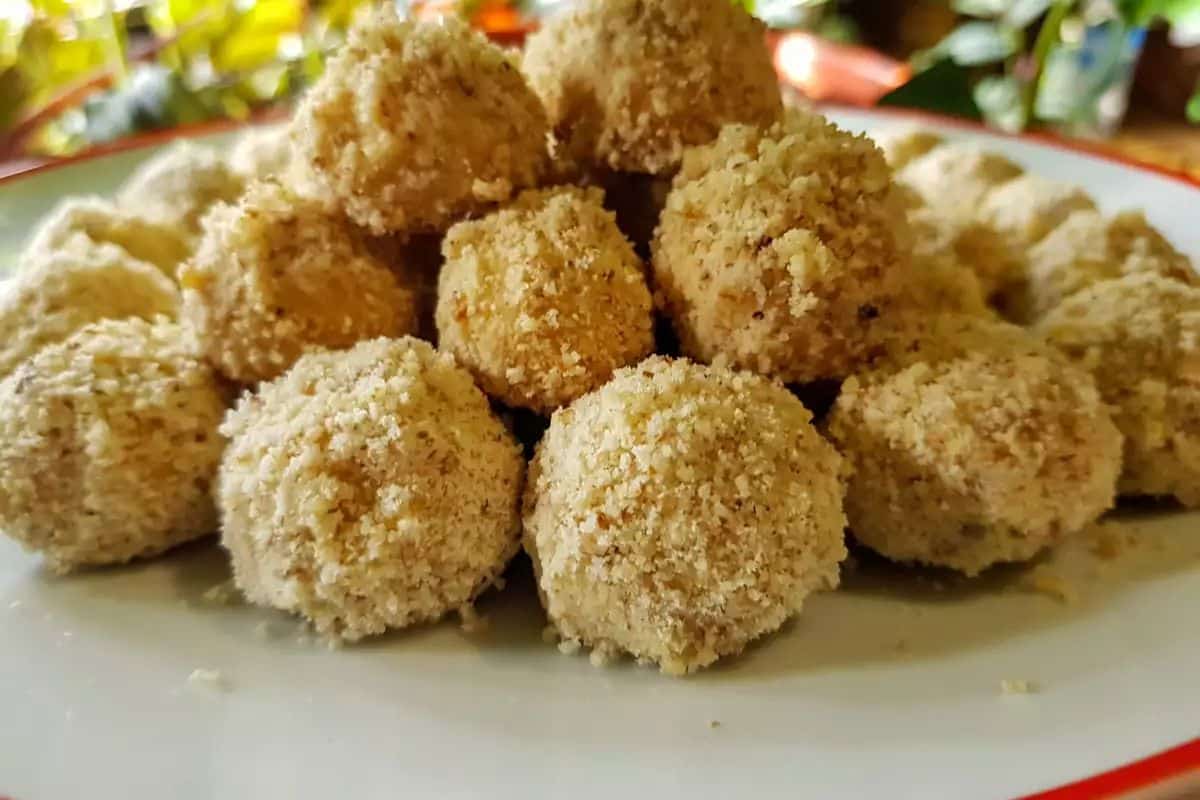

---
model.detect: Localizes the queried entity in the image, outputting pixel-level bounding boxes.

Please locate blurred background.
[2,0,1199,176]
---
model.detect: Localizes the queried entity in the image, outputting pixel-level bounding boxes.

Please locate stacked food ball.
[1,0,1196,675]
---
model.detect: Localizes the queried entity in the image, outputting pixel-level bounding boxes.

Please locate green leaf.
[935,21,1019,66]
[1005,0,1053,28]
[953,0,1008,18]
[1187,88,1200,124]
[974,74,1026,131]
[877,58,982,120]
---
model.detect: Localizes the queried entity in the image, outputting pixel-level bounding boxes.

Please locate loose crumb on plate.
[458,603,489,634]
[708,720,721,730]
[557,638,582,656]
[1020,567,1078,605]
[201,581,240,606]
[187,668,228,691]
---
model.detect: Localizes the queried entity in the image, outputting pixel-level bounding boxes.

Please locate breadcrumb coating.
[437,186,654,413]
[229,124,293,181]
[896,142,1024,219]
[291,7,548,235]
[901,249,991,317]
[977,174,1096,246]
[117,141,244,238]
[871,127,943,169]
[218,337,525,641]
[0,318,227,573]
[21,195,192,276]
[521,0,781,175]
[1017,209,1196,323]
[0,242,179,380]
[180,180,416,384]
[906,204,1025,298]
[652,109,906,383]
[827,316,1122,575]
[524,356,847,674]
[1036,274,1200,507]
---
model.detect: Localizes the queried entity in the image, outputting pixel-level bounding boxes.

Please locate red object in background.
[770,30,911,105]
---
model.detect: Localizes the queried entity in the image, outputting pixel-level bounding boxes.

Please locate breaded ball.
[522,0,781,175]
[897,142,1024,217]
[902,249,991,317]
[117,141,244,238]
[21,195,192,276]
[218,337,525,641]
[0,318,227,573]
[871,127,943,169]
[1017,209,1195,322]
[826,315,1122,576]
[291,7,548,235]
[229,123,292,181]
[436,186,653,413]
[907,204,1024,298]
[1037,274,1200,507]
[180,180,416,384]
[651,109,906,383]
[524,356,847,674]
[977,174,1096,246]
[0,242,178,380]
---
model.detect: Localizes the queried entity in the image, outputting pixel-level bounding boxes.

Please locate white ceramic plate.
[1,109,1198,800]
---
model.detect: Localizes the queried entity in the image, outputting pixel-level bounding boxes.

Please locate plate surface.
[1,109,1198,800]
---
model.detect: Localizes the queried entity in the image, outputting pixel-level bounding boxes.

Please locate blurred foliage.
[886,0,1200,132]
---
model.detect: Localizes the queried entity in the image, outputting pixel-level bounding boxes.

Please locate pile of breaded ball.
[1,0,1196,675]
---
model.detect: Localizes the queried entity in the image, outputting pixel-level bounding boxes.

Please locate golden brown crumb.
[21,196,192,277]
[1017,210,1195,323]
[291,7,548,235]
[1020,567,1078,605]
[826,315,1123,576]
[436,186,654,413]
[977,173,1096,246]
[1000,679,1037,695]
[0,318,227,573]
[521,0,781,175]
[524,356,847,675]
[218,337,525,641]
[871,127,943,169]
[180,180,416,384]
[1036,273,1200,506]
[652,109,906,383]
[0,242,178,380]
[117,141,244,239]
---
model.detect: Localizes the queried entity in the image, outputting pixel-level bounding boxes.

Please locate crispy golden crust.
[117,142,244,238]
[0,318,227,573]
[827,316,1122,575]
[180,180,416,384]
[0,242,179,381]
[871,127,943,169]
[436,186,654,413]
[229,124,293,181]
[524,356,847,674]
[21,196,192,277]
[292,8,548,235]
[1037,274,1200,507]
[1017,210,1196,323]
[522,0,781,175]
[651,109,906,383]
[219,337,525,641]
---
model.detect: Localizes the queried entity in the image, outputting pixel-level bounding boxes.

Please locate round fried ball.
[524,356,847,675]
[977,173,1096,246]
[651,109,906,383]
[1017,209,1195,323]
[901,249,991,317]
[0,318,227,573]
[291,7,548,235]
[896,142,1024,220]
[871,127,943,169]
[1037,274,1200,507]
[117,141,244,239]
[522,0,781,176]
[219,337,525,641]
[0,242,178,380]
[180,180,416,384]
[826,315,1122,576]
[21,195,192,276]
[230,123,293,181]
[436,186,653,413]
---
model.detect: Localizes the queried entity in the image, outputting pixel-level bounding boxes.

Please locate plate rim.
[3,103,1197,798]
